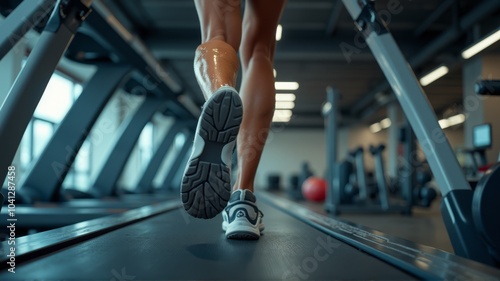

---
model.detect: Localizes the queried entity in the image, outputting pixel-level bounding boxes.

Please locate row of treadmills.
[0,0,499,280]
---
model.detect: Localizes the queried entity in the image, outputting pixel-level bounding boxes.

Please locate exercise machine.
[0,0,197,231]
[0,192,499,279]
[388,125,437,208]
[324,90,410,214]
[472,80,500,263]
[462,123,492,180]
[370,143,414,213]
[0,0,57,60]
[339,0,499,265]
[0,0,499,279]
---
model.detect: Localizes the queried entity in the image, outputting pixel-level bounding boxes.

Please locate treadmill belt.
[0,202,416,280]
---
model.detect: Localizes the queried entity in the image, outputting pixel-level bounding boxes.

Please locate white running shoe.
[181,86,243,219]
[222,190,265,240]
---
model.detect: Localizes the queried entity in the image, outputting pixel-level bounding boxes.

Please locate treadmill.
[0,0,197,229]
[1,0,499,279]
[0,193,498,280]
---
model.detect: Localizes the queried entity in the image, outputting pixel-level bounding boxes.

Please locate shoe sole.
[181,89,243,219]
[227,231,260,240]
[222,221,265,232]
[226,224,260,240]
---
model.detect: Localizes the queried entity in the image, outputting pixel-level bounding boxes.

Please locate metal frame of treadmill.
[341,0,494,265]
[0,0,93,186]
[84,1,198,119]
[0,0,198,184]
[0,200,180,266]
[136,122,189,193]
[0,0,57,60]
[20,64,133,202]
[91,95,167,197]
[0,192,498,280]
[260,192,500,280]
[160,131,194,191]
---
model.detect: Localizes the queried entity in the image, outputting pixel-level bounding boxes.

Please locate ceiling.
[16,0,500,128]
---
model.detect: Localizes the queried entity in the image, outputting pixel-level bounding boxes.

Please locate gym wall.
[256,128,326,189]
[255,125,389,189]
[256,122,466,190]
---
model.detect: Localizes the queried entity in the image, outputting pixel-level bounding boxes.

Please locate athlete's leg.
[234,0,287,192]
[181,0,242,219]
[193,0,241,99]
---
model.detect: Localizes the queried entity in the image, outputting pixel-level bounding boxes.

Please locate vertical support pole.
[372,145,390,209]
[355,147,368,201]
[324,86,340,213]
[401,124,416,214]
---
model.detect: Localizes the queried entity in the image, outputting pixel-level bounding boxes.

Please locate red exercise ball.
[302,177,327,202]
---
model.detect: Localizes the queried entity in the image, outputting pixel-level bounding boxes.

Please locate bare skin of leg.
[193,0,287,193]
[235,0,287,192]
[193,0,241,99]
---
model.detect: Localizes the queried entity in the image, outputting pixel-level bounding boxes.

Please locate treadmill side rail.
[260,192,500,280]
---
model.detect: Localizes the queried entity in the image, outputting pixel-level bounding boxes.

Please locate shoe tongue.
[230,190,256,203]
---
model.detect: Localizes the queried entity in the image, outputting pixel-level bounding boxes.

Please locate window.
[138,122,155,169]
[64,140,92,189]
[34,73,74,123]
[19,71,91,190]
[32,118,56,161]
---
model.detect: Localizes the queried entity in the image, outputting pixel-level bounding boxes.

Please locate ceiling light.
[447,113,465,126]
[439,113,465,129]
[322,102,332,116]
[275,82,299,90]
[462,28,500,59]
[273,69,277,78]
[420,65,449,86]
[273,109,293,118]
[276,24,283,41]
[276,93,295,101]
[275,101,295,109]
[380,118,391,129]
[273,109,292,123]
[272,115,291,123]
[275,93,296,102]
[370,123,382,133]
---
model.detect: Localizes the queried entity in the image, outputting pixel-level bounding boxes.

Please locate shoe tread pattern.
[181,90,242,219]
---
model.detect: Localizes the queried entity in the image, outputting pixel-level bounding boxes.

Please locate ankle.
[232,186,254,193]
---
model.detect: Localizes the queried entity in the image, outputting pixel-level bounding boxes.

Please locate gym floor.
[271,192,454,253]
